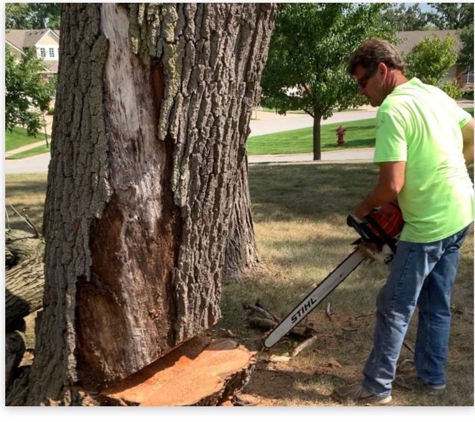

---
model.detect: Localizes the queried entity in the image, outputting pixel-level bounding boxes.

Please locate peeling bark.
[26,3,277,405]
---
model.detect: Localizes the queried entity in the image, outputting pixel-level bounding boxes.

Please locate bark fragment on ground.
[99,336,256,406]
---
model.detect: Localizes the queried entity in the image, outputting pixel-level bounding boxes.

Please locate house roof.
[395,30,462,55]
[43,61,59,73]
[5,28,59,50]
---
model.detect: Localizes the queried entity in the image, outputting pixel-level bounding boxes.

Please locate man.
[332,38,474,405]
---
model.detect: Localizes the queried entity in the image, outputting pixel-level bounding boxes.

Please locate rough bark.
[222,156,261,283]
[26,3,277,405]
[5,230,45,331]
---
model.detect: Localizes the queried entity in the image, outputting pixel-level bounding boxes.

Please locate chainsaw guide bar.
[263,204,403,349]
[263,246,368,349]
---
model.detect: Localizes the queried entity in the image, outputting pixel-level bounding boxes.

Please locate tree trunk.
[222,156,261,283]
[313,113,323,161]
[26,3,277,405]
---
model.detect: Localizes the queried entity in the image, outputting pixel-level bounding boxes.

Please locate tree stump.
[99,336,256,406]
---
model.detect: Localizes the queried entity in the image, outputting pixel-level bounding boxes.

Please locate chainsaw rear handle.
[346,213,398,254]
[346,214,380,244]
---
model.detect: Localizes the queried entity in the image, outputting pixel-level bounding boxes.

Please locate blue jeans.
[362,224,472,397]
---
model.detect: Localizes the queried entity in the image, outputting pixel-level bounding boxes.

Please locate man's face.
[354,64,385,107]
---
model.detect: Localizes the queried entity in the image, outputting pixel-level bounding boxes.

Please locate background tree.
[381,3,429,31]
[5,3,30,29]
[5,46,56,136]
[260,3,395,160]
[5,3,60,30]
[405,34,459,86]
[14,3,277,406]
[458,23,474,71]
[427,2,473,29]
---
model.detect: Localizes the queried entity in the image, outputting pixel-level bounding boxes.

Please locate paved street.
[4,109,377,174]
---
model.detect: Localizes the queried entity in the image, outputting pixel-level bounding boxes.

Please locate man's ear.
[378,62,389,79]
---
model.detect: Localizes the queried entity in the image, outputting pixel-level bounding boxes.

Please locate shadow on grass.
[249,162,378,224]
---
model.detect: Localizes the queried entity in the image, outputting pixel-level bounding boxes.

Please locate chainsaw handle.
[346,214,381,244]
[347,213,398,254]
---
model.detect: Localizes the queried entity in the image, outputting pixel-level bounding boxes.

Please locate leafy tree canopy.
[405,34,459,86]
[380,3,430,31]
[5,46,56,136]
[6,3,60,30]
[427,2,473,29]
[260,3,396,120]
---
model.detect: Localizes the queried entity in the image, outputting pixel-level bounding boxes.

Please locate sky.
[405,3,434,13]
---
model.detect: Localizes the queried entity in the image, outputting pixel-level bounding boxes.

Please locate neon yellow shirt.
[374,78,474,242]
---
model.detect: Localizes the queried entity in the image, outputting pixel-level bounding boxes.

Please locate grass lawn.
[247,107,474,156]
[5,127,50,152]
[247,118,376,155]
[7,144,50,160]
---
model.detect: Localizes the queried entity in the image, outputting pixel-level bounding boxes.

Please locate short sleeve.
[373,110,408,163]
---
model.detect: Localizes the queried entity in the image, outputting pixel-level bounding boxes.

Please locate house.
[396,30,473,87]
[5,28,60,82]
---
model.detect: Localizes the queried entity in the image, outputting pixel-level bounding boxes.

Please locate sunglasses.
[357,69,377,89]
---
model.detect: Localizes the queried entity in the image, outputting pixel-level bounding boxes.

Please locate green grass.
[247,118,376,155]
[5,127,50,152]
[7,144,50,160]
[247,107,474,156]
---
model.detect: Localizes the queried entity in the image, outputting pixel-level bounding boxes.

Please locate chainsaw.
[263,202,404,349]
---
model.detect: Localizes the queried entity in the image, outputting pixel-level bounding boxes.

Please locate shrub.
[462,84,474,100]
[47,107,55,115]
[441,80,463,99]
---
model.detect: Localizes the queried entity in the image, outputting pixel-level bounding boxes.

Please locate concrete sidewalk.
[248,148,375,164]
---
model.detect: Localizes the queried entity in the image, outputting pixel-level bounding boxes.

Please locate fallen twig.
[7,203,41,238]
[355,313,375,319]
[326,302,332,321]
[244,304,279,322]
[291,334,318,357]
[248,316,314,340]
[403,340,415,355]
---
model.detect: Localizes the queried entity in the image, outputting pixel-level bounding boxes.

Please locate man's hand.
[354,200,373,220]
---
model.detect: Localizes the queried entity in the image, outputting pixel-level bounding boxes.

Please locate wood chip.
[269,355,292,363]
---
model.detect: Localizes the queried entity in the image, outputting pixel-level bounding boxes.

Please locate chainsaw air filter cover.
[368,202,404,239]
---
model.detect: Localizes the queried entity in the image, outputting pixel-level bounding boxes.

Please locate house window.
[466,69,474,85]
[49,48,55,58]
[40,48,46,58]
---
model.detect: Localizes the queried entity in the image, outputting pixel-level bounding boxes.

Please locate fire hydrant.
[336,125,346,146]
